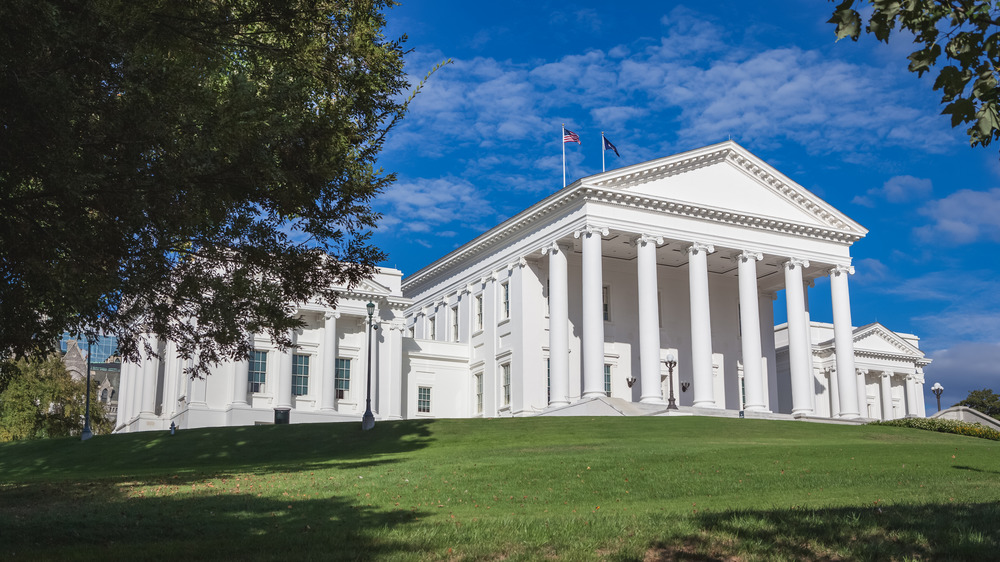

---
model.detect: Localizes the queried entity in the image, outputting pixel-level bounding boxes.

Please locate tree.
[830,1,1000,148]
[0,355,112,441]
[1,0,423,376]
[956,388,1000,417]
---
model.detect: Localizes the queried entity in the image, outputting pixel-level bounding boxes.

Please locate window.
[501,281,511,320]
[604,364,612,397]
[546,359,551,403]
[475,373,483,414]
[335,358,351,399]
[100,388,108,402]
[249,350,267,392]
[502,363,511,406]
[418,386,431,413]
[603,286,611,322]
[428,316,436,340]
[451,305,460,342]
[475,294,484,331]
[292,354,309,396]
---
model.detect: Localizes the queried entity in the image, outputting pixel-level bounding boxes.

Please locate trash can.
[274,407,290,424]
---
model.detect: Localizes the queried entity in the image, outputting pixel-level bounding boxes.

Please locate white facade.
[116,141,935,432]
[116,269,412,432]
[776,322,931,420]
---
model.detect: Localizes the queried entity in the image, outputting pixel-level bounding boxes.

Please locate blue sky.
[372,0,1000,409]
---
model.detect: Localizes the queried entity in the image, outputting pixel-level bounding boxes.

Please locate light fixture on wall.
[680,381,690,393]
[662,353,679,411]
[625,375,637,388]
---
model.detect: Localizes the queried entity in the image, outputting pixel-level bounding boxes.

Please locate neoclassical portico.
[402,141,872,419]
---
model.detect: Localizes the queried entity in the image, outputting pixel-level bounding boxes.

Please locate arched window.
[101,389,108,402]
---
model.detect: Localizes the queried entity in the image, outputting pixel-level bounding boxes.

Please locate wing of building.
[114,141,932,433]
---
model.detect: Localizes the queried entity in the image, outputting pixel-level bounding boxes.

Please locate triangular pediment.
[350,277,392,296]
[852,323,924,358]
[587,141,866,235]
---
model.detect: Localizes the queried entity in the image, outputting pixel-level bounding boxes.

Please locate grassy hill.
[2,416,998,560]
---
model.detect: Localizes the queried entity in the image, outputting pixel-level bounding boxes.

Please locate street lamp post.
[81,336,94,441]
[662,353,679,411]
[362,301,378,431]
[932,382,944,413]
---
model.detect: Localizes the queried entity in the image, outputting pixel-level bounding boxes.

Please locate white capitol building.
[114,141,932,432]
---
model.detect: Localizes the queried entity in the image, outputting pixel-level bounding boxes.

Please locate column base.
[640,396,666,404]
[548,401,570,408]
[744,405,771,413]
[693,401,722,409]
[582,391,606,399]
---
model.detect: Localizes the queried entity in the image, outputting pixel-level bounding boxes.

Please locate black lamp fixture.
[662,353,679,410]
[81,336,94,441]
[362,301,377,431]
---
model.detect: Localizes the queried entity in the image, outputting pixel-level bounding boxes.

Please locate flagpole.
[562,123,566,187]
[601,131,606,172]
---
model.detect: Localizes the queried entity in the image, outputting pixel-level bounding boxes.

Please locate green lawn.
[2,416,998,560]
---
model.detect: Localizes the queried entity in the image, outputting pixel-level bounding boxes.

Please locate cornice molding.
[402,142,866,294]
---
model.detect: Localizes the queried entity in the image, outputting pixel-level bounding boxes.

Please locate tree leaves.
[0,0,416,376]
[830,0,1000,151]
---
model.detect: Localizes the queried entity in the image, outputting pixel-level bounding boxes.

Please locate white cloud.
[922,342,1000,407]
[385,7,959,202]
[853,175,933,207]
[915,188,1000,244]
[377,177,497,236]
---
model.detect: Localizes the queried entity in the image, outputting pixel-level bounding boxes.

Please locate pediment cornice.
[402,141,865,293]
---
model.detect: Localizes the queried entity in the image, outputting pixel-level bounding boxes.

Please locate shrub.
[869,417,1000,441]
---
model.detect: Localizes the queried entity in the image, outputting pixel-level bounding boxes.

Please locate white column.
[880,372,893,420]
[802,280,817,413]
[232,344,250,407]
[115,363,131,428]
[828,367,841,418]
[128,360,142,419]
[576,226,608,399]
[688,242,717,408]
[783,259,813,415]
[916,368,927,417]
[140,339,159,416]
[276,329,296,410]
[904,373,918,417]
[384,321,404,420]
[856,369,869,418]
[543,241,571,406]
[321,312,339,411]
[829,265,860,418]
[737,250,767,411]
[635,234,664,404]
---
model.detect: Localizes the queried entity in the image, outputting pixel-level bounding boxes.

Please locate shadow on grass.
[0,420,435,484]
[2,480,432,560]
[644,502,1000,561]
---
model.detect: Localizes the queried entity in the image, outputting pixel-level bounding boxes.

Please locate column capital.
[323,311,341,321]
[857,368,868,376]
[829,264,855,276]
[632,234,664,246]
[540,240,572,256]
[686,242,715,255]
[507,257,528,271]
[782,257,810,270]
[388,319,408,332]
[574,224,609,238]
[733,250,763,263]
[881,371,891,380]
[462,282,475,295]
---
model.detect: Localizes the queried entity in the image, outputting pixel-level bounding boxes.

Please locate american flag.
[563,129,581,144]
